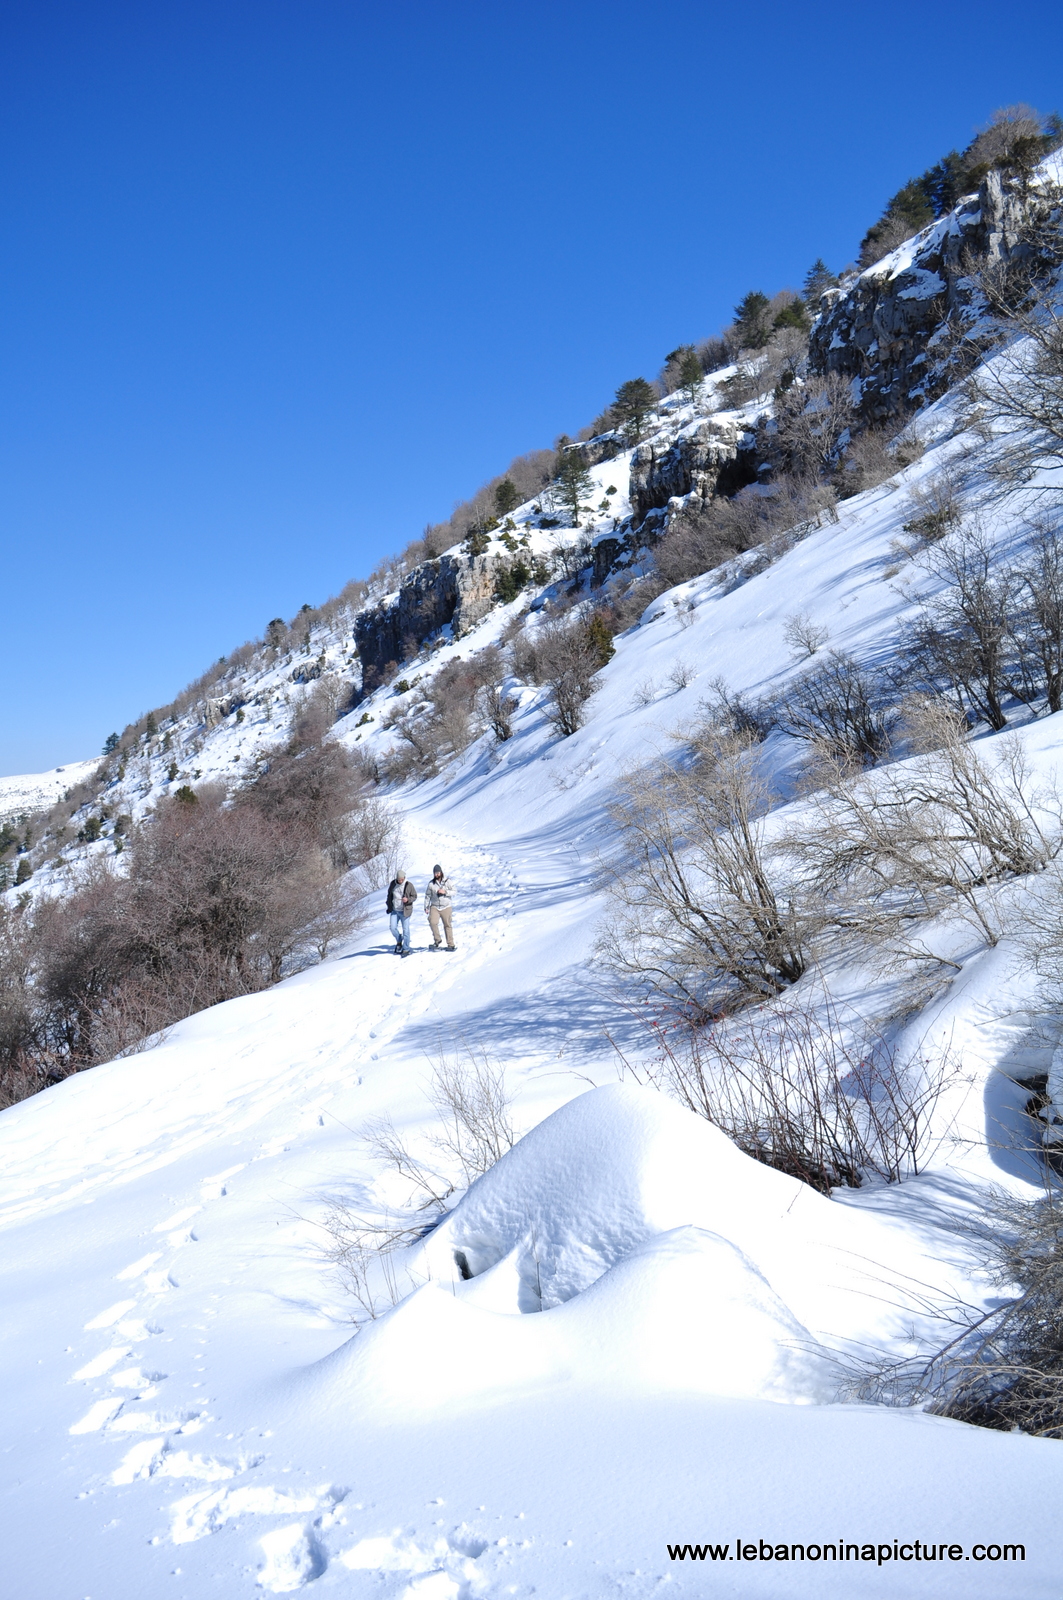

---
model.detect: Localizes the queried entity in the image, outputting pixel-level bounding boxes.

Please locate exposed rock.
[629,417,750,523]
[591,537,622,587]
[809,168,1063,422]
[354,552,501,693]
[574,432,625,467]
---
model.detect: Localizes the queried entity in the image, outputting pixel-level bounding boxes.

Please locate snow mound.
[423,1083,814,1307]
[301,1223,829,1417]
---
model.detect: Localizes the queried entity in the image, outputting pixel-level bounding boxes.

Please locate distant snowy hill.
[0,756,97,825]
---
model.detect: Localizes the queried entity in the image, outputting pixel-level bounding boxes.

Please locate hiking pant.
[428,905,455,948]
[389,910,411,951]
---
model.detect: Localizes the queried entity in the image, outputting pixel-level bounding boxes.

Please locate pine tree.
[585,612,616,665]
[14,857,32,886]
[103,732,120,755]
[611,377,657,440]
[494,478,521,518]
[773,298,809,333]
[552,441,595,528]
[802,260,837,305]
[733,291,772,351]
[673,345,704,407]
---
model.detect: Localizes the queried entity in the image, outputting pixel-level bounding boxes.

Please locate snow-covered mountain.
[5,150,1063,1598]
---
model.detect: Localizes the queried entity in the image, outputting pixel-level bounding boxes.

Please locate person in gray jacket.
[424,865,456,950]
[386,870,417,955]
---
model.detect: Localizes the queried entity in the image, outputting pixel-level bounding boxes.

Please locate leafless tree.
[772,373,858,482]
[901,523,1017,730]
[783,611,829,659]
[515,616,605,738]
[601,731,813,1018]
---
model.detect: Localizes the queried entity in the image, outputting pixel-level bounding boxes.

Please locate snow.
[0,755,97,823]
[8,277,1063,1594]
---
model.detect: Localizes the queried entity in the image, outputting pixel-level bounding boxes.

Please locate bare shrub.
[837,424,921,497]
[654,475,838,591]
[477,681,519,742]
[624,999,959,1193]
[321,1048,517,1321]
[851,1187,1063,1438]
[668,660,695,691]
[794,707,1062,952]
[516,616,606,737]
[903,518,1063,726]
[971,275,1063,487]
[902,466,964,544]
[699,677,774,742]
[782,611,829,659]
[600,731,813,1018]
[772,373,857,481]
[381,648,506,779]
[1008,519,1063,714]
[776,652,896,765]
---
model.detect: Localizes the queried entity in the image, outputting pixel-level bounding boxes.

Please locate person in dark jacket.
[424,864,456,950]
[386,869,417,955]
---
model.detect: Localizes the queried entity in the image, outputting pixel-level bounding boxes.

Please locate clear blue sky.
[2,0,1059,772]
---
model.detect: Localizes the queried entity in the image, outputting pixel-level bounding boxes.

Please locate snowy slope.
[7,289,1063,1594]
[0,756,97,825]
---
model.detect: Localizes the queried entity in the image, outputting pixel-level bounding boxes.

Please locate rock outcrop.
[353,551,500,691]
[809,166,1063,421]
[628,417,751,523]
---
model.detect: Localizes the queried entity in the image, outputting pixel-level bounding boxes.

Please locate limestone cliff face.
[353,551,499,691]
[809,168,1062,421]
[628,416,749,523]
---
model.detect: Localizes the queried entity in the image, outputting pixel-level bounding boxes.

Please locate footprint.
[153,1207,200,1234]
[112,1437,261,1485]
[73,1346,132,1381]
[84,1300,138,1331]
[201,1165,245,1201]
[170,1484,323,1545]
[116,1252,163,1281]
[257,1523,327,1592]
[69,1398,124,1434]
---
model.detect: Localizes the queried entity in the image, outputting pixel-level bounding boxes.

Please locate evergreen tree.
[611,377,657,440]
[493,478,521,518]
[585,612,616,666]
[14,858,32,886]
[773,298,809,333]
[733,291,772,350]
[552,440,595,528]
[103,732,120,755]
[802,260,837,305]
[674,345,704,406]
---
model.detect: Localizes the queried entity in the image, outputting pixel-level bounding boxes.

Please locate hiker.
[386,869,417,955]
[424,864,456,951]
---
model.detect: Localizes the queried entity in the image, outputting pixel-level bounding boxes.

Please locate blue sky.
[2,0,1060,771]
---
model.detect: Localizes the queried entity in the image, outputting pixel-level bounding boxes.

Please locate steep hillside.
[4,143,1063,1599]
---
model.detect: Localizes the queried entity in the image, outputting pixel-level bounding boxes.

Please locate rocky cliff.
[809,165,1063,421]
[353,551,500,692]
[628,416,753,523]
